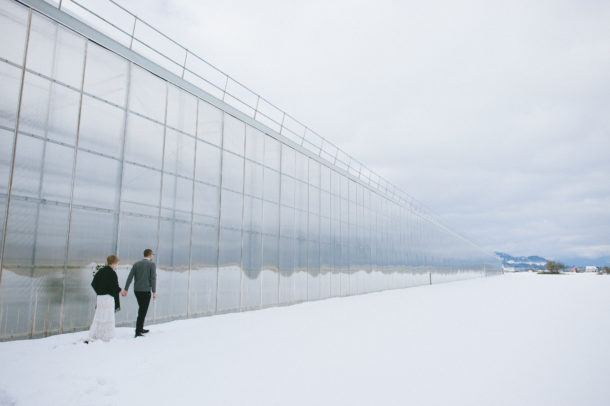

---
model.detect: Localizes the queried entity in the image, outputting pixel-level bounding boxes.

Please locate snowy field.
[1,272,609,406]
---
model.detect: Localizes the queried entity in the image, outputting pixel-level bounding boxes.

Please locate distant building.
[585,266,599,273]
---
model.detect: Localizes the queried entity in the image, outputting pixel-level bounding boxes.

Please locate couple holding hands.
[87,249,157,342]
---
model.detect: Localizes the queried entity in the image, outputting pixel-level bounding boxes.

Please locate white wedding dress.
[88,295,115,342]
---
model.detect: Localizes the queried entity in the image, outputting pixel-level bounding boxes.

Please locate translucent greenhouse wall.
[0,0,502,340]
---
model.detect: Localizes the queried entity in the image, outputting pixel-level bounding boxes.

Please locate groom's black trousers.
[135,291,151,333]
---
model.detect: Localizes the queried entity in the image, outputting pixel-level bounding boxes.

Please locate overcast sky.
[121,0,610,263]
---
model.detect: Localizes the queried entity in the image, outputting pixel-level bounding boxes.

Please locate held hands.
[121,290,127,297]
[153,293,157,301]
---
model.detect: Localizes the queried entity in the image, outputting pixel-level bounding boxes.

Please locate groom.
[122,249,157,337]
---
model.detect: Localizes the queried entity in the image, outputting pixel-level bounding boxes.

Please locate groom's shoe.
[141,329,149,334]
[135,332,144,338]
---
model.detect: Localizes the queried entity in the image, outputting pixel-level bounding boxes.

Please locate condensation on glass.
[0,0,502,340]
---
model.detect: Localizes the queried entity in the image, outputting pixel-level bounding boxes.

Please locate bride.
[86,255,122,342]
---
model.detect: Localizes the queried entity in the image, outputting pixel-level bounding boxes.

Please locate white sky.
[121,0,610,262]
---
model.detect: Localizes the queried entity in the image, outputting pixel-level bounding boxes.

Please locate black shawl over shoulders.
[91,266,122,311]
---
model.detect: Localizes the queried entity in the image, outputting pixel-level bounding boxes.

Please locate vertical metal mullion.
[186,101,199,318]
[59,39,89,333]
[153,82,169,323]
[0,8,33,287]
[113,61,132,255]
[214,112,225,314]
[238,124,246,311]
[274,144,280,306]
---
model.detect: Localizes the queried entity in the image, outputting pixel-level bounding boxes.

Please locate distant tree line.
[545,261,565,274]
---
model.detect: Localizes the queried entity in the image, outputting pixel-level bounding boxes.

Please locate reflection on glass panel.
[190,222,218,315]
[129,64,166,122]
[280,204,295,239]
[309,213,320,242]
[241,230,262,310]
[245,125,264,163]
[320,165,331,192]
[217,227,241,311]
[263,168,280,203]
[0,0,29,65]
[121,163,161,216]
[293,240,308,302]
[223,114,245,155]
[244,161,263,199]
[309,186,320,215]
[0,63,22,129]
[193,182,218,221]
[27,13,85,88]
[167,84,197,135]
[156,219,190,318]
[84,42,127,106]
[124,113,164,169]
[73,151,120,210]
[195,140,221,186]
[280,175,295,207]
[3,200,68,267]
[261,234,278,306]
[40,142,74,204]
[160,174,193,221]
[11,135,56,200]
[67,209,115,265]
[0,266,64,338]
[220,189,242,230]
[78,95,124,157]
[262,201,279,236]
[295,180,308,212]
[281,145,295,177]
[197,100,222,146]
[308,241,321,300]
[19,73,80,145]
[243,196,263,234]
[264,136,280,171]
[295,152,308,182]
[279,236,294,304]
[164,129,195,178]
[117,214,157,263]
[221,151,243,193]
[309,159,320,188]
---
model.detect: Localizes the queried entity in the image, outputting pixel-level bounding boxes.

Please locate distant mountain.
[495,252,548,270]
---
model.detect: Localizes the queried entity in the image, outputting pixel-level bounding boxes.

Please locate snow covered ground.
[1,272,609,406]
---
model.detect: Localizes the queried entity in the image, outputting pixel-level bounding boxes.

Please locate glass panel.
[164,129,195,178]
[309,185,320,215]
[243,196,263,234]
[78,95,125,157]
[83,42,128,106]
[223,114,244,155]
[27,13,85,88]
[189,222,218,315]
[307,241,321,300]
[117,214,157,263]
[220,189,242,230]
[3,200,68,267]
[195,140,221,186]
[193,182,218,221]
[0,0,29,65]
[120,163,161,216]
[197,100,222,146]
[294,239,308,302]
[0,63,22,129]
[280,175,295,207]
[11,134,73,203]
[67,209,115,266]
[244,161,263,199]
[0,129,13,250]
[280,204,295,239]
[281,145,295,177]
[19,73,80,146]
[263,168,280,203]
[309,159,320,187]
[241,230,262,310]
[167,84,197,135]
[124,113,164,169]
[295,152,308,181]
[160,174,193,221]
[278,236,294,304]
[260,234,278,306]
[264,136,280,170]
[0,266,63,338]
[156,219,190,319]
[262,201,279,236]
[129,64,166,122]
[245,125,264,163]
[320,164,331,192]
[221,151,243,193]
[217,227,241,311]
[73,151,120,210]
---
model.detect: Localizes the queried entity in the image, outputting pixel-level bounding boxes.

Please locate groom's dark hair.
[143,249,153,258]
